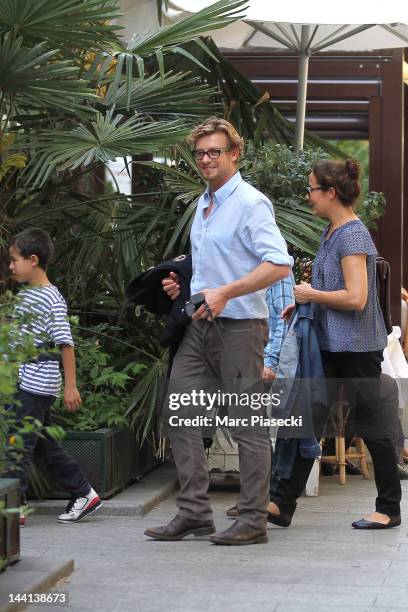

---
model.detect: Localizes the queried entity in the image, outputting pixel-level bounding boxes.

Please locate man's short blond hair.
[187,117,244,156]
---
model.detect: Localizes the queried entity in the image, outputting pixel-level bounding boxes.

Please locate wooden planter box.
[0,478,20,568]
[29,429,158,500]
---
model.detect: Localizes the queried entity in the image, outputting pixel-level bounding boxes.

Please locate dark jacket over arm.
[125,255,192,355]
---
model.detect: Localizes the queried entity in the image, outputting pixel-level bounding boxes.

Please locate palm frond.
[105,0,247,105]
[156,0,169,25]
[125,352,168,440]
[21,112,192,186]
[103,71,219,117]
[127,0,247,56]
[0,35,97,118]
[0,0,122,50]
[140,160,203,198]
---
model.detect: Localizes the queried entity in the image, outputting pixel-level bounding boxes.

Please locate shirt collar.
[203,171,242,207]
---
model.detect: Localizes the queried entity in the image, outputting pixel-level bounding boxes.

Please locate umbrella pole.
[294,26,311,153]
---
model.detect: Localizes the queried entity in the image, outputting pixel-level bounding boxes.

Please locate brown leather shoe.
[210,521,267,546]
[226,504,239,518]
[144,515,215,541]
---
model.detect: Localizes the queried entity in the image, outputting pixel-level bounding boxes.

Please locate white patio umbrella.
[165,1,408,151]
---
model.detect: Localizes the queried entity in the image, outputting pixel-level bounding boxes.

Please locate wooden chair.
[319,391,370,485]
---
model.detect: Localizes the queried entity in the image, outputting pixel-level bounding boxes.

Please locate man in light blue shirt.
[190,172,293,319]
[145,117,292,546]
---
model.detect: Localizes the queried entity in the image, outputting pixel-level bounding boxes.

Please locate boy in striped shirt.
[6,228,101,525]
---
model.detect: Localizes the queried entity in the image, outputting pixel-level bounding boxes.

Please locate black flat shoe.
[267,511,292,527]
[352,515,401,530]
[343,461,363,476]
[397,462,408,480]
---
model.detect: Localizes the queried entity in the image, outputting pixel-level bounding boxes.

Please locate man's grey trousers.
[165,318,270,530]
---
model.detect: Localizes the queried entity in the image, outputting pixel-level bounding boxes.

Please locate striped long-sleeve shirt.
[264,276,295,372]
[16,285,73,397]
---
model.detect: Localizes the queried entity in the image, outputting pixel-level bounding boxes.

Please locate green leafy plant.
[0,291,66,565]
[356,190,386,230]
[0,0,254,441]
[241,143,328,255]
[1,293,43,472]
[0,292,66,468]
[51,325,146,432]
[133,142,326,264]
[0,0,386,442]
[145,141,386,281]
[244,143,386,280]
[0,0,248,280]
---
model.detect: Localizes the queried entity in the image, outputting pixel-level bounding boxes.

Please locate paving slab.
[0,558,73,612]
[8,472,408,611]
[28,461,178,516]
[0,462,178,612]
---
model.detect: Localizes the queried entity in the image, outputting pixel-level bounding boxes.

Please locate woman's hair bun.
[345,159,360,180]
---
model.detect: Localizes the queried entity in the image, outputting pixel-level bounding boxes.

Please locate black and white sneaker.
[58,488,101,523]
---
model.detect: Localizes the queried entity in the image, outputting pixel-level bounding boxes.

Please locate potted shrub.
[0,480,20,569]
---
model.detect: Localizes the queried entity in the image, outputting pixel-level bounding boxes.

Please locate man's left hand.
[192,288,228,320]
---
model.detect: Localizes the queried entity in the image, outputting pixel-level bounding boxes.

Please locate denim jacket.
[272,303,324,478]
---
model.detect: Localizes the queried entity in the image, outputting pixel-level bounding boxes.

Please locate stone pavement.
[15,475,408,611]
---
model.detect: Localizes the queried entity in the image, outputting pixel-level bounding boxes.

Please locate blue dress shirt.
[190,171,293,319]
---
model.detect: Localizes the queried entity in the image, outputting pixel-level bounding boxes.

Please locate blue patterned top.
[312,219,387,352]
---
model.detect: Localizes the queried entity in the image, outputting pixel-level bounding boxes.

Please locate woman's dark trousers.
[270,351,401,519]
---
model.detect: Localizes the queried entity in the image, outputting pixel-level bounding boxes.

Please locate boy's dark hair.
[9,228,54,270]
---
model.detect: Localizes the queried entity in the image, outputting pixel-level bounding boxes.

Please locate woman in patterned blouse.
[267,159,401,531]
